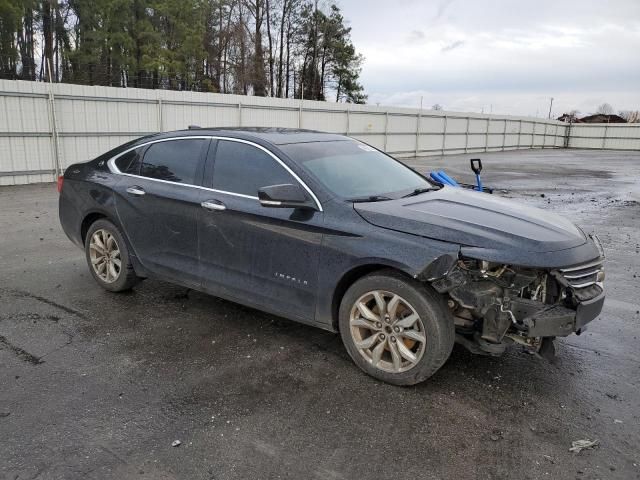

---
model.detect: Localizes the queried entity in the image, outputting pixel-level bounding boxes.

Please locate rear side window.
[141,139,206,184]
[114,148,143,174]
[212,140,294,196]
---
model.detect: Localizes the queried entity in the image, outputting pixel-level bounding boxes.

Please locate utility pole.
[548,97,554,119]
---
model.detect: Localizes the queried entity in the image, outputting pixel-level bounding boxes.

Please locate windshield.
[280,140,432,200]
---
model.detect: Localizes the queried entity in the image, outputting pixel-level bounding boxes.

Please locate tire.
[84,219,140,292]
[339,269,454,386]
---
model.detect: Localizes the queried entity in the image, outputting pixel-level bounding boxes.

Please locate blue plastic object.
[469,159,483,191]
[429,171,442,183]
[475,173,483,192]
[437,170,460,187]
[430,160,492,193]
[430,171,459,187]
[430,171,452,186]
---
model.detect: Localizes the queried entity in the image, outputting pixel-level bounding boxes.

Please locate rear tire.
[85,219,139,292]
[339,270,454,386]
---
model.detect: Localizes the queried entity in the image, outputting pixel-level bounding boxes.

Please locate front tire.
[85,219,139,292]
[339,270,454,386]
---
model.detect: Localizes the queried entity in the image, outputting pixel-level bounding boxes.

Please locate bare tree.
[431,103,443,111]
[245,0,268,96]
[265,0,274,95]
[619,110,639,123]
[596,103,614,115]
[276,0,294,98]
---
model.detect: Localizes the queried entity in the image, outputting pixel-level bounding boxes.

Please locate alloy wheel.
[89,229,121,283]
[349,290,427,373]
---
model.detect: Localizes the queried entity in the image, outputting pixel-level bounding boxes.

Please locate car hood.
[354,186,587,254]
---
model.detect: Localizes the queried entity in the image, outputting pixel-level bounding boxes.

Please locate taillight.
[57,175,64,193]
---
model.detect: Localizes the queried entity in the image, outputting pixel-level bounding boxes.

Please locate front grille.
[558,259,604,289]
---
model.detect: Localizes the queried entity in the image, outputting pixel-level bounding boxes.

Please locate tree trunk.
[319,42,327,100]
[53,2,64,81]
[276,0,287,97]
[266,0,274,96]
[310,0,319,99]
[214,2,223,91]
[285,22,291,97]
[252,0,267,96]
[238,4,248,94]
[42,0,55,81]
[285,16,292,97]
[22,6,35,80]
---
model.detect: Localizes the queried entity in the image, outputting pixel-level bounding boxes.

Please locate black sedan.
[59,128,605,385]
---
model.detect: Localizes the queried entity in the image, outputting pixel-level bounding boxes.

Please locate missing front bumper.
[520,289,605,337]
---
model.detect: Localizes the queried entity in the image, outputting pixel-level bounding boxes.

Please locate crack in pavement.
[0,335,44,365]
[0,287,89,320]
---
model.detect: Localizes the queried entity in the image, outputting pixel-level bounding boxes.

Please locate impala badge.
[274,272,308,286]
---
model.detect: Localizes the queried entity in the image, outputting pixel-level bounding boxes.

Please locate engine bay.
[427,256,604,358]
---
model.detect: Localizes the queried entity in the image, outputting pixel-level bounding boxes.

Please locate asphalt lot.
[1,148,639,480]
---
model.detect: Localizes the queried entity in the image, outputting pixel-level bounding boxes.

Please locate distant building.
[579,114,627,124]
[557,114,582,123]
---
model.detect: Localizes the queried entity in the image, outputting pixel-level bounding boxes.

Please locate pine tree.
[0,0,366,103]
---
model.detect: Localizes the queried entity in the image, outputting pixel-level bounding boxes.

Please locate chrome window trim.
[106,135,323,211]
[114,171,260,200]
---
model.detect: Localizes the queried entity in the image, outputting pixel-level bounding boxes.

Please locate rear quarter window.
[114,148,143,174]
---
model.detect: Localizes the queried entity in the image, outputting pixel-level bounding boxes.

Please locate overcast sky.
[337,0,640,117]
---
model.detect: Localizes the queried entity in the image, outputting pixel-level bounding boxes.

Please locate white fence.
[568,123,640,150]
[0,79,637,185]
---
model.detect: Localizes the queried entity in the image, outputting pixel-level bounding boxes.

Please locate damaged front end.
[424,253,605,359]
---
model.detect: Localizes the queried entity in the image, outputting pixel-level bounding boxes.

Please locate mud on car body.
[58,128,605,385]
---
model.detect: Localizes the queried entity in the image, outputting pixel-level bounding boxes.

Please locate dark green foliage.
[0,0,366,102]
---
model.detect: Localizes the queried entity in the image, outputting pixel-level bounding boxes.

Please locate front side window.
[212,140,294,196]
[141,139,206,184]
[114,148,143,174]
[280,140,431,199]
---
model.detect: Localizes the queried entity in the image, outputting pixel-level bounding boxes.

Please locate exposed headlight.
[458,257,511,278]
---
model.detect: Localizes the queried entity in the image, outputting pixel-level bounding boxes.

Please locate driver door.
[198,139,324,323]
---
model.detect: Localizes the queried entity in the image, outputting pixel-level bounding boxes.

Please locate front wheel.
[85,219,140,292]
[339,270,454,386]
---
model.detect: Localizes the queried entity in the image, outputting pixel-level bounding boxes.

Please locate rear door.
[113,137,210,286]
[198,139,324,322]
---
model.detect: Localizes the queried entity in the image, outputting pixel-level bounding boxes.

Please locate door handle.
[126,186,146,196]
[201,200,226,211]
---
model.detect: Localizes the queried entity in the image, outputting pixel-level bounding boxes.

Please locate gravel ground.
[1,148,639,480]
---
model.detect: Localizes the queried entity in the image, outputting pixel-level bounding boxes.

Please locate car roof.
[143,127,349,146]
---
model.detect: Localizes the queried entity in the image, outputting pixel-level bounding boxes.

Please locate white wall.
[2,79,621,186]
[568,123,640,150]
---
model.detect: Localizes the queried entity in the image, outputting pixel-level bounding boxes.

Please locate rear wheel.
[85,219,139,292]
[339,270,454,385]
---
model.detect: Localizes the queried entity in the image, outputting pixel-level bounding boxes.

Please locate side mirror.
[258,184,318,210]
